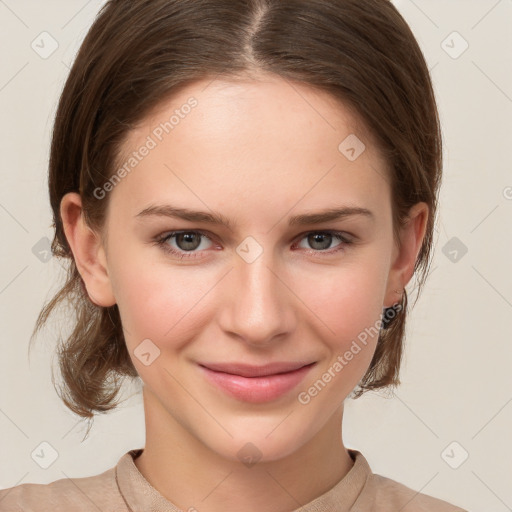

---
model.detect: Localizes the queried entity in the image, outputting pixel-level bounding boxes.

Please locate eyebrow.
[135,204,375,229]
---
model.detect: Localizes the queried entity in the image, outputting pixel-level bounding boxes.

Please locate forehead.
[132,75,374,148]
[120,73,382,161]
[110,75,391,223]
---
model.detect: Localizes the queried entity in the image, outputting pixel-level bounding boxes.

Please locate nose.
[217,250,296,347]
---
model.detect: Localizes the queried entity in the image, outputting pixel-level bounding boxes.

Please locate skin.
[60,73,428,512]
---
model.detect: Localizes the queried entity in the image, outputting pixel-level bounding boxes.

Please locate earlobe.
[60,192,116,307]
[384,202,429,308]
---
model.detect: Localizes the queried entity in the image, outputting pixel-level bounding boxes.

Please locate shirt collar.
[116,448,372,512]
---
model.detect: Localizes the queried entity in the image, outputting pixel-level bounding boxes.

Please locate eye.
[293,231,353,255]
[155,230,215,259]
[153,229,354,260]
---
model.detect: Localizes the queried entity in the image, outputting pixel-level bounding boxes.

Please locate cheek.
[294,267,386,402]
[294,259,386,342]
[108,255,212,348]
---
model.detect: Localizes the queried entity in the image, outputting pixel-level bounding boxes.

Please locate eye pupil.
[308,233,332,250]
[177,232,201,251]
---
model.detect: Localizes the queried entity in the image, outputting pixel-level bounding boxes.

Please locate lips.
[198,361,316,403]
[199,361,315,377]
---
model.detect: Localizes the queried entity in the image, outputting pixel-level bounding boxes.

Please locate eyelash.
[153,229,354,260]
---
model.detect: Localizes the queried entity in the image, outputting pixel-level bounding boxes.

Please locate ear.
[60,192,116,307]
[384,202,429,308]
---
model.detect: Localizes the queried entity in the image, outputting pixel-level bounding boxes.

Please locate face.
[74,74,424,463]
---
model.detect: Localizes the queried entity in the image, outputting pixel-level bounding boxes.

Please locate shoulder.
[0,465,127,512]
[360,472,468,512]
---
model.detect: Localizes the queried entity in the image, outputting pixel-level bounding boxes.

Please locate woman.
[0,0,467,510]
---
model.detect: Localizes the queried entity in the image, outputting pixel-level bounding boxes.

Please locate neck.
[134,387,354,512]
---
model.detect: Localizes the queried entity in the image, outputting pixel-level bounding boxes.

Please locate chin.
[200,421,313,466]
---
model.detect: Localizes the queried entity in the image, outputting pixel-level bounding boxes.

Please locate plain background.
[0,1,511,510]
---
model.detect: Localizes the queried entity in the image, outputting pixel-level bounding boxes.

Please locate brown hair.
[30,0,442,428]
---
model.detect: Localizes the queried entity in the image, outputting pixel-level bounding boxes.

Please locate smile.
[197,362,317,403]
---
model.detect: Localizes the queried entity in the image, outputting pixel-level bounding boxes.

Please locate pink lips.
[198,361,316,403]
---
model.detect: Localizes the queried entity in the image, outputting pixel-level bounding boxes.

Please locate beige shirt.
[0,448,468,511]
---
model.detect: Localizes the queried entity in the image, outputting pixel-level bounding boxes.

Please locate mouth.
[197,361,317,403]
[199,361,316,377]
